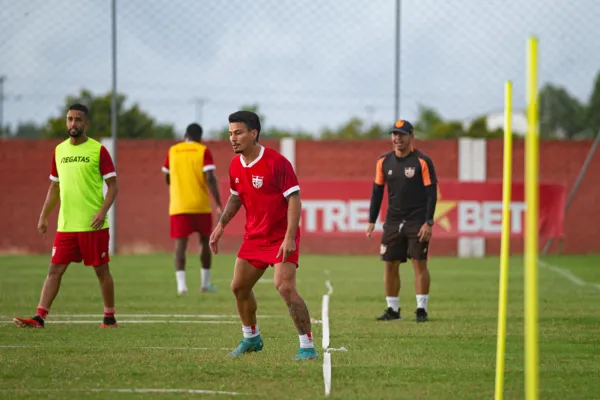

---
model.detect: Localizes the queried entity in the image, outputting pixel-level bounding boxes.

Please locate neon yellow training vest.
[54,138,109,232]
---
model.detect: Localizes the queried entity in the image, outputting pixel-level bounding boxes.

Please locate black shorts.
[380,220,429,262]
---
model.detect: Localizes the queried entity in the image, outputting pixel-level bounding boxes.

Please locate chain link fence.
[1,0,599,139]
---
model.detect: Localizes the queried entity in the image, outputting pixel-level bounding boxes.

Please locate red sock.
[104,307,115,318]
[36,306,49,320]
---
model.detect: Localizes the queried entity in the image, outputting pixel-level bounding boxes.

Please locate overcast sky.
[1,0,599,138]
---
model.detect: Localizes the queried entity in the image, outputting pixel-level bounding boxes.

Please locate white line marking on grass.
[323,352,332,396]
[0,320,237,325]
[0,388,244,396]
[0,345,233,351]
[0,314,285,319]
[325,347,348,352]
[139,346,232,351]
[214,278,299,284]
[321,269,345,397]
[322,294,330,350]
[91,388,244,396]
[539,260,600,291]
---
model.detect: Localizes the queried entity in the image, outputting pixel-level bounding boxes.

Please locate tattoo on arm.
[219,194,242,227]
[286,298,312,335]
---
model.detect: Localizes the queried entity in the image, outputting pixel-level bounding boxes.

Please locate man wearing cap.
[365,119,438,323]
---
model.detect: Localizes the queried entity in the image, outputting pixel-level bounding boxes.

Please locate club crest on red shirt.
[252,175,263,189]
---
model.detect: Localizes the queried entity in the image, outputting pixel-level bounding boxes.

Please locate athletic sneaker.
[227,335,264,358]
[100,316,119,328]
[376,307,401,321]
[13,316,44,328]
[200,284,217,293]
[415,308,429,322]
[295,347,318,361]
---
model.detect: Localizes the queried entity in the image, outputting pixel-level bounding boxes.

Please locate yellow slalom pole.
[525,36,539,400]
[494,80,512,400]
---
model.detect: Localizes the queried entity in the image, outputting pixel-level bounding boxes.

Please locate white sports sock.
[242,324,260,339]
[176,270,187,293]
[299,333,315,349]
[386,296,399,312]
[201,268,211,288]
[416,294,429,311]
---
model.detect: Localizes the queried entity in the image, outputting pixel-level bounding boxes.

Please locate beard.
[69,128,83,137]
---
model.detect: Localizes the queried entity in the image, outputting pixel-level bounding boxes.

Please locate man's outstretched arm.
[40,181,60,220]
[368,156,386,224]
[285,191,301,240]
[38,181,60,234]
[218,193,242,228]
[209,193,242,254]
[205,170,223,211]
[368,183,385,224]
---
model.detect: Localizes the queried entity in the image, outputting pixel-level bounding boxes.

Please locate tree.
[585,71,600,136]
[414,104,507,139]
[320,117,387,139]
[0,125,9,139]
[465,116,503,139]
[13,122,44,138]
[428,121,466,139]
[412,104,464,139]
[214,104,313,140]
[539,83,587,138]
[43,89,176,139]
[414,104,444,136]
[205,70,600,142]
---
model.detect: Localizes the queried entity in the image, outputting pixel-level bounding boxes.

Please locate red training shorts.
[51,228,110,267]
[237,237,300,270]
[170,213,213,239]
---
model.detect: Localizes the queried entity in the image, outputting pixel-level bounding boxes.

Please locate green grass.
[1,253,599,400]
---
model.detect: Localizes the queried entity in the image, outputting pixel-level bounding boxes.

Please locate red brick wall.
[0,139,62,254]
[486,138,600,254]
[1,138,597,256]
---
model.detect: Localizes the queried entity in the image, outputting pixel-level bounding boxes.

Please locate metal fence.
[1,0,600,139]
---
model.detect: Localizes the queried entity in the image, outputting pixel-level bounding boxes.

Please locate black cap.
[390,119,414,135]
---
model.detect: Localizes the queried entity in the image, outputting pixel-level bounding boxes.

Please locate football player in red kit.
[209,110,317,361]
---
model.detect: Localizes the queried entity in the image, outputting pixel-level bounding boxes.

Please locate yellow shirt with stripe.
[163,141,215,215]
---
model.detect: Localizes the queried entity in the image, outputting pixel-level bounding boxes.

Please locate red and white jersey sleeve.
[203,148,216,172]
[229,157,240,195]
[99,146,117,180]
[50,150,59,182]
[274,156,300,197]
[162,152,170,174]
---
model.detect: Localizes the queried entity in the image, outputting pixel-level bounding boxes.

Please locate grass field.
[1,252,599,399]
